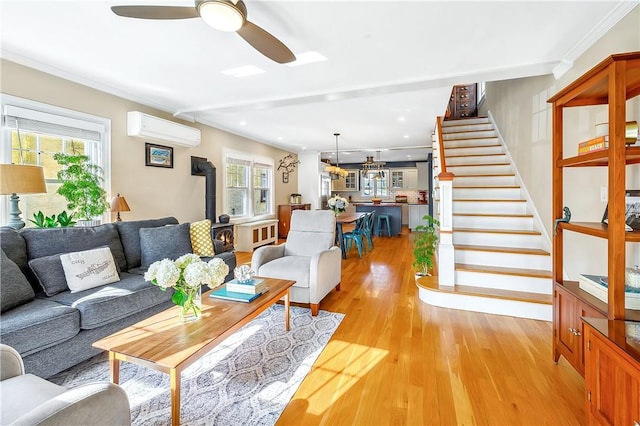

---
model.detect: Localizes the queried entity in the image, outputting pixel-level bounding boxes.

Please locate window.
[477,81,486,106]
[225,152,273,219]
[1,95,111,225]
[361,170,389,198]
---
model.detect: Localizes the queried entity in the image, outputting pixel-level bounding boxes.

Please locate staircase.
[417,116,553,321]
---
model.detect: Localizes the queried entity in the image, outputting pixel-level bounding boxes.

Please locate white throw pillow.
[60,247,120,293]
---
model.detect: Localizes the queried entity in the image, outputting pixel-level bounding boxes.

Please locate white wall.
[479,6,640,280]
[297,152,323,210]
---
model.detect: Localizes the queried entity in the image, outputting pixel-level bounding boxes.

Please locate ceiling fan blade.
[237,21,296,64]
[111,6,199,20]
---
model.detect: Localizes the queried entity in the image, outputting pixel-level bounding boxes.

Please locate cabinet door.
[554,285,579,369]
[345,171,359,191]
[404,169,418,189]
[391,171,404,189]
[578,304,606,373]
[331,176,346,191]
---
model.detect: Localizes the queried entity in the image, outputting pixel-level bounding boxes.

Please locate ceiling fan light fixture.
[199,0,244,32]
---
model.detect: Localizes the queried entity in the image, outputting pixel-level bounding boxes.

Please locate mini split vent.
[127,111,201,148]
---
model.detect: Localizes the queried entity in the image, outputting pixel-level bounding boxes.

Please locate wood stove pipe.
[192,157,216,223]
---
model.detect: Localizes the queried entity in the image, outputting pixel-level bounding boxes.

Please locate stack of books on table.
[209,278,268,303]
[578,136,609,155]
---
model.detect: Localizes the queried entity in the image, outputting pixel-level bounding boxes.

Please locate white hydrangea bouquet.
[328,195,349,216]
[144,253,229,322]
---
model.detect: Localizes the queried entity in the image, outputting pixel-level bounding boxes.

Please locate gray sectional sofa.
[0,217,236,378]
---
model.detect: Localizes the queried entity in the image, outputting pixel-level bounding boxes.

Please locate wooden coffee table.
[93,277,296,426]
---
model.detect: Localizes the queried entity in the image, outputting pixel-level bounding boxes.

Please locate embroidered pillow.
[60,247,120,293]
[190,219,214,257]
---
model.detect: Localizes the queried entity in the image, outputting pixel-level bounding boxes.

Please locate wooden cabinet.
[331,170,359,192]
[448,84,477,119]
[583,318,640,426]
[554,283,606,375]
[278,204,310,238]
[408,204,429,231]
[549,52,640,372]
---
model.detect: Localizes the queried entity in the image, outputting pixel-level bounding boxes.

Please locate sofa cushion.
[28,254,70,297]
[60,247,120,293]
[20,224,127,272]
[1,249,35,312]
[45,272,173,330]
[114,217,179,270]
[0,227,28,273]
[0,299,79,356]
[256,255,311,288]
[140,223,192,270]
[190,219,214,257]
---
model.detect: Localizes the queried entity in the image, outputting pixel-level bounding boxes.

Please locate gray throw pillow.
[139,223,192,269]
[1,249,35,312]
[28,253,69,297]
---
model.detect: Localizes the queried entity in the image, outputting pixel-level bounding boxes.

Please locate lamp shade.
[110,194,131,212]
[0,164,47,195]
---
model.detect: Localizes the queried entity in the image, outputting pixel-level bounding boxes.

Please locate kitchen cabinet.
[278,204,310,238]
[408,204,429,231]
[390,169,417,189]
[331,170,359,192]
[416,162,429,189]
[549,52,640,380]
[583,318,640,426]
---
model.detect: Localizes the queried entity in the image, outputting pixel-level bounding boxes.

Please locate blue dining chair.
[355,212,375,251]
[343,215,367,258]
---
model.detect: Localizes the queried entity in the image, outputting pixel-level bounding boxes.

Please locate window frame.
[0,94,111,224]
[223,149,274,221]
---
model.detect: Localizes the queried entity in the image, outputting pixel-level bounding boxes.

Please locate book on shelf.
[225,278,267,294]
[578,136,609,155]
[209,286,269,303]
[578,274,640,310]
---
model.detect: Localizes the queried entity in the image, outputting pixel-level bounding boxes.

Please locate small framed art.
[145,143,174,168]
[601,189,640,230]
[282,171,289,183]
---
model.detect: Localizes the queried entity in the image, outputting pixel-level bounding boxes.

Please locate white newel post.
[438,172,455,287]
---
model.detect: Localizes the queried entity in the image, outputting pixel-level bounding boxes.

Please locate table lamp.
[110,193,130,222]
[0,164,47,229]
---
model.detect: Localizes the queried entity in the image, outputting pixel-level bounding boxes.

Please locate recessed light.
[404,134,410,139]
[277,136,283,141]
[398,116,406,122]
[221,65,265,78]
[239,121,247,126]
[286,51,327,67]
[301,147,307,151]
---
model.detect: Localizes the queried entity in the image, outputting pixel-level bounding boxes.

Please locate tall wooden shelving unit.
[549,52,640,425]
[549,52,640,424]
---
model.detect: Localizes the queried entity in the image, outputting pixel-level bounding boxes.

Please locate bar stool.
[376,214,391,237]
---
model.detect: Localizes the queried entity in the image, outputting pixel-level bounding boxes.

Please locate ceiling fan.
[111,0,296,64]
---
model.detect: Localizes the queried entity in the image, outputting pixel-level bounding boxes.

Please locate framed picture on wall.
[145,143,173,168]
[601,189,640,230]
[282,171,289,183]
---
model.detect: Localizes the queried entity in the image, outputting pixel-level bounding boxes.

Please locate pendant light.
[325,133,349,179]
[361,150,385,178]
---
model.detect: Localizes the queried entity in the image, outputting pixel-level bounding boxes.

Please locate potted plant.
[54,153,109,226]
[412,214,439,276]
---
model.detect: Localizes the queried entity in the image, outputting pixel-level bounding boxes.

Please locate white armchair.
[251,210,341,315]
[0,344,131,425]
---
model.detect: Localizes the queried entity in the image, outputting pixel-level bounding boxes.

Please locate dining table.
[335,212,366,259]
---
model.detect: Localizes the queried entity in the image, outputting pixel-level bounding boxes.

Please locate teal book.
[209,286,268,303]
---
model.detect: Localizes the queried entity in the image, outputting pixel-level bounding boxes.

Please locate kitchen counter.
[354,204,402,236]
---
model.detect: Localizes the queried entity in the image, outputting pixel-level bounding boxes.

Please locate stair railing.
[435,115,455,287]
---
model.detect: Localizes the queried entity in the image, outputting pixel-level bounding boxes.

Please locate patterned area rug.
[50,305,344,426]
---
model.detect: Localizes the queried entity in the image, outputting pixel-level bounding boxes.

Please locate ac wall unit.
[127,111,201,148]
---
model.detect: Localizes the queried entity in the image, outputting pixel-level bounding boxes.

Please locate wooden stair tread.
[447,153,506,158]
[447,163,510,167]
[448,198,526,202]
[441,119,490,128]
[416,277,552,305]
[453,213,533,218]
[453,185,520,189]
[454,227,541,235]
[454,173,515,177]
[443,129,496,134]
[443,136,499,141]
[454,244,550,256]
[455,263,552,279]
[444,144,501,150]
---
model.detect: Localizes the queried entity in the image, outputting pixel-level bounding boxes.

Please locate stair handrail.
[436,116,446,173]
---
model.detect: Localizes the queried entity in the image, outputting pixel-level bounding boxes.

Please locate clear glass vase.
[180,286,202,322]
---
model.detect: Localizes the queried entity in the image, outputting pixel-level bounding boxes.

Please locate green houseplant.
[54,153,109,224]
[412,214,439,276]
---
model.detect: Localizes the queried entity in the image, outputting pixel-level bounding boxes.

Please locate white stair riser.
[452,175,517,186]
[453,215,534,230]
[453,187,522,200]
[448,164,512,174]
[417,287,552,321]
[445,145,504,156]
[444,130,497,140]
[442,123,494,133]
[444,138,499,148]
[452,200,527,215]
[447,154,508,166]
[442,117,490,127]
[455,249,551,270]
[453,231,542,248]
[455,270,552,294]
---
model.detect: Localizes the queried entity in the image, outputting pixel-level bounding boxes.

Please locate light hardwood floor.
[236,227,585,425]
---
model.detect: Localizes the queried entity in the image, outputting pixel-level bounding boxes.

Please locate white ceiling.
[1,0,635,162]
